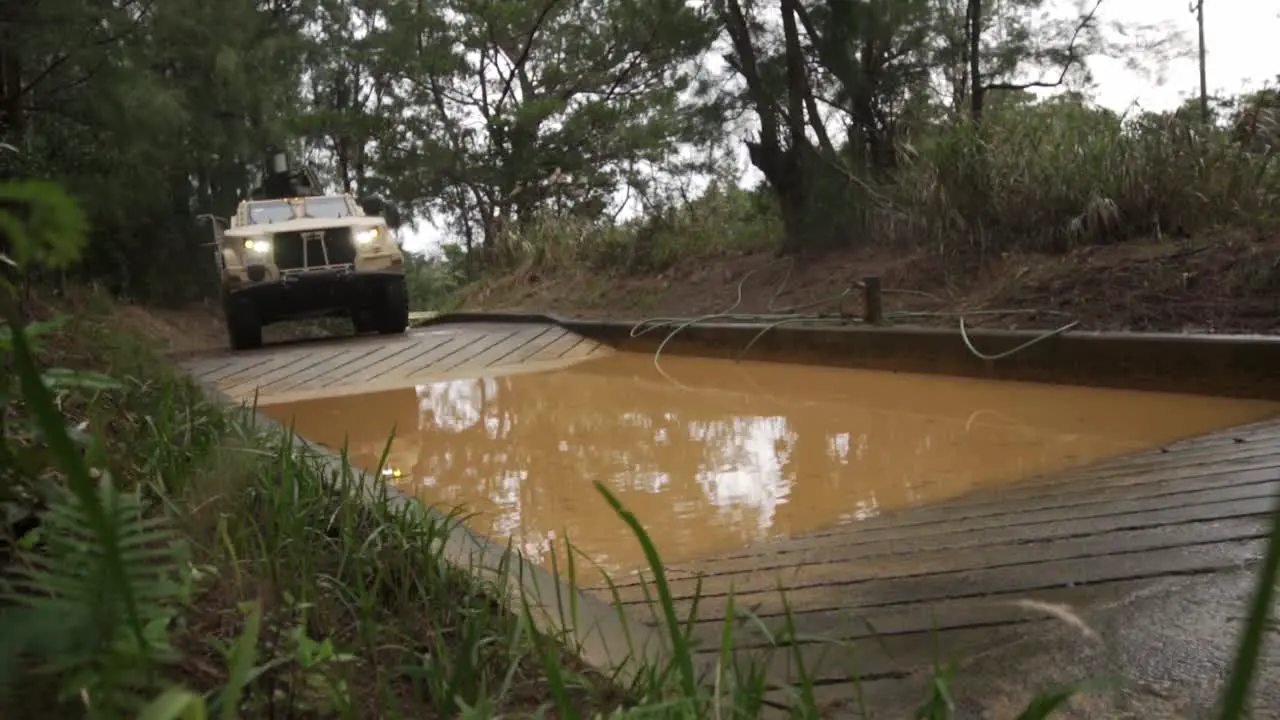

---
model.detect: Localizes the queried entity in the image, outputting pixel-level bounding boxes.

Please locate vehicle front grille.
[273,228,356,271]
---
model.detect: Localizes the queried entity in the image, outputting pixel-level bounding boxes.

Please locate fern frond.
[0,479,192,714]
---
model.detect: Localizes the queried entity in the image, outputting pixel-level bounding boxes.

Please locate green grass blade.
[1217,488,1280,719]
[218,600,263,720]
[593,480,699,706]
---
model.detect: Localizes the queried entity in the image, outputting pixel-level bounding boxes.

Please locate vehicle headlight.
[242,239,271,254]
[354,228,381,245]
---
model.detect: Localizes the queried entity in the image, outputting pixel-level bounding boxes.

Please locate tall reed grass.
[455,98,1278,282]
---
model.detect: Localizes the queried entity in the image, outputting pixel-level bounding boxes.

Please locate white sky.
[400,1,1280,255]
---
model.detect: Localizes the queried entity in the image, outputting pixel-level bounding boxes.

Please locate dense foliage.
[2,0,1278,299]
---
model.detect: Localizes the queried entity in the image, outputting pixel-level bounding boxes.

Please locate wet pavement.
[848,564,1280,718]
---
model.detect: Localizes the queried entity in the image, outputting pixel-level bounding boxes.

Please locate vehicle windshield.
[302,197,353,219]
[246,201,296,224]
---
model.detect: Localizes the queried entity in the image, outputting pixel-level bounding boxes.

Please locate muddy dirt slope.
[461,232,1280,335]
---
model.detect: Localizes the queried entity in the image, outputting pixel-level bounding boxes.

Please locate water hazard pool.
[262,352,1280,578]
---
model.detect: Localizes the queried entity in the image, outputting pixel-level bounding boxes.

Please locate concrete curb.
[418,311,1280,401]
[188,376,674,689]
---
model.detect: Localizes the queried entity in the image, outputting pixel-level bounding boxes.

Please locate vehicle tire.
[224,295,263,351]
[374,277,409,335]
[351,309,375,335]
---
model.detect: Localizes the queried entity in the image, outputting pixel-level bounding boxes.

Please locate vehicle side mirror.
[196,214,230,245]
[359,195,403,229]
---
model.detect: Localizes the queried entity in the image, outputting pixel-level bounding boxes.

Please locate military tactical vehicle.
[215,149,408,350]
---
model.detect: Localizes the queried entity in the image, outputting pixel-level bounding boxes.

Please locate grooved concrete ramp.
[178,322,610,405]
[596,417,1280,717]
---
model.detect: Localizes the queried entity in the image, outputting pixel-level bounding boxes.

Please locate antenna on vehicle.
[252,144,324,200]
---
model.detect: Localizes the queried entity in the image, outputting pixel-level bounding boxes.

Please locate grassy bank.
[0,291,629,717]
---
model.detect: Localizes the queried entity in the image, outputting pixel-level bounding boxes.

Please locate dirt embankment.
[462,230,1280,335]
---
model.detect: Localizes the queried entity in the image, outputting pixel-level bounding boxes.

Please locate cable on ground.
[628,260,1081,379]
[959,316,1080,361]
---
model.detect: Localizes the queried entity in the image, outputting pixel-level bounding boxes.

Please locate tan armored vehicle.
[214,170,409,351]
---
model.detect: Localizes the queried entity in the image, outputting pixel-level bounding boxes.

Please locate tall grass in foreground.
[2,296,1278,718]
[1,302,620,717]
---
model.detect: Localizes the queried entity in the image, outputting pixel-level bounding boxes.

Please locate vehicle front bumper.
[225,267,403,323]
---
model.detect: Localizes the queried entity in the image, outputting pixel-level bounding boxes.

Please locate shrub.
[477,95,1279,278]
[888,98,1280,256]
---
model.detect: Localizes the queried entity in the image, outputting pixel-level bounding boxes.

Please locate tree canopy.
[1,0,1273,301]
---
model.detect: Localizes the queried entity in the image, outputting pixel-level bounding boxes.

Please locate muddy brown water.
[261,351,1280,579]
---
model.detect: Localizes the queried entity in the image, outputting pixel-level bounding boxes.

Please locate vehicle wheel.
[374,277,409,335]
[351,309,375,335]
[224,295,263,351]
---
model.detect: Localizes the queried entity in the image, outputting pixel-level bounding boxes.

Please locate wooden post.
[863,276,883,324]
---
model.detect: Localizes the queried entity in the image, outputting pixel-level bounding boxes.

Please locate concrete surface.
[598,418,1280,718]
[178,321,610,405]
[418,311,1280,401]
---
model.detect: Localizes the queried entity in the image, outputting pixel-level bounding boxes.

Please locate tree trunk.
[1195,0,1209,124]
[967,0,984,125]
[0,46,23,139]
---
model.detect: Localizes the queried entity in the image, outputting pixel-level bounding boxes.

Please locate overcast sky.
[400,1,1280,254]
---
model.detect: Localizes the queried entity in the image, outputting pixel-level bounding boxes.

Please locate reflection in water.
[263,353,1280,577]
